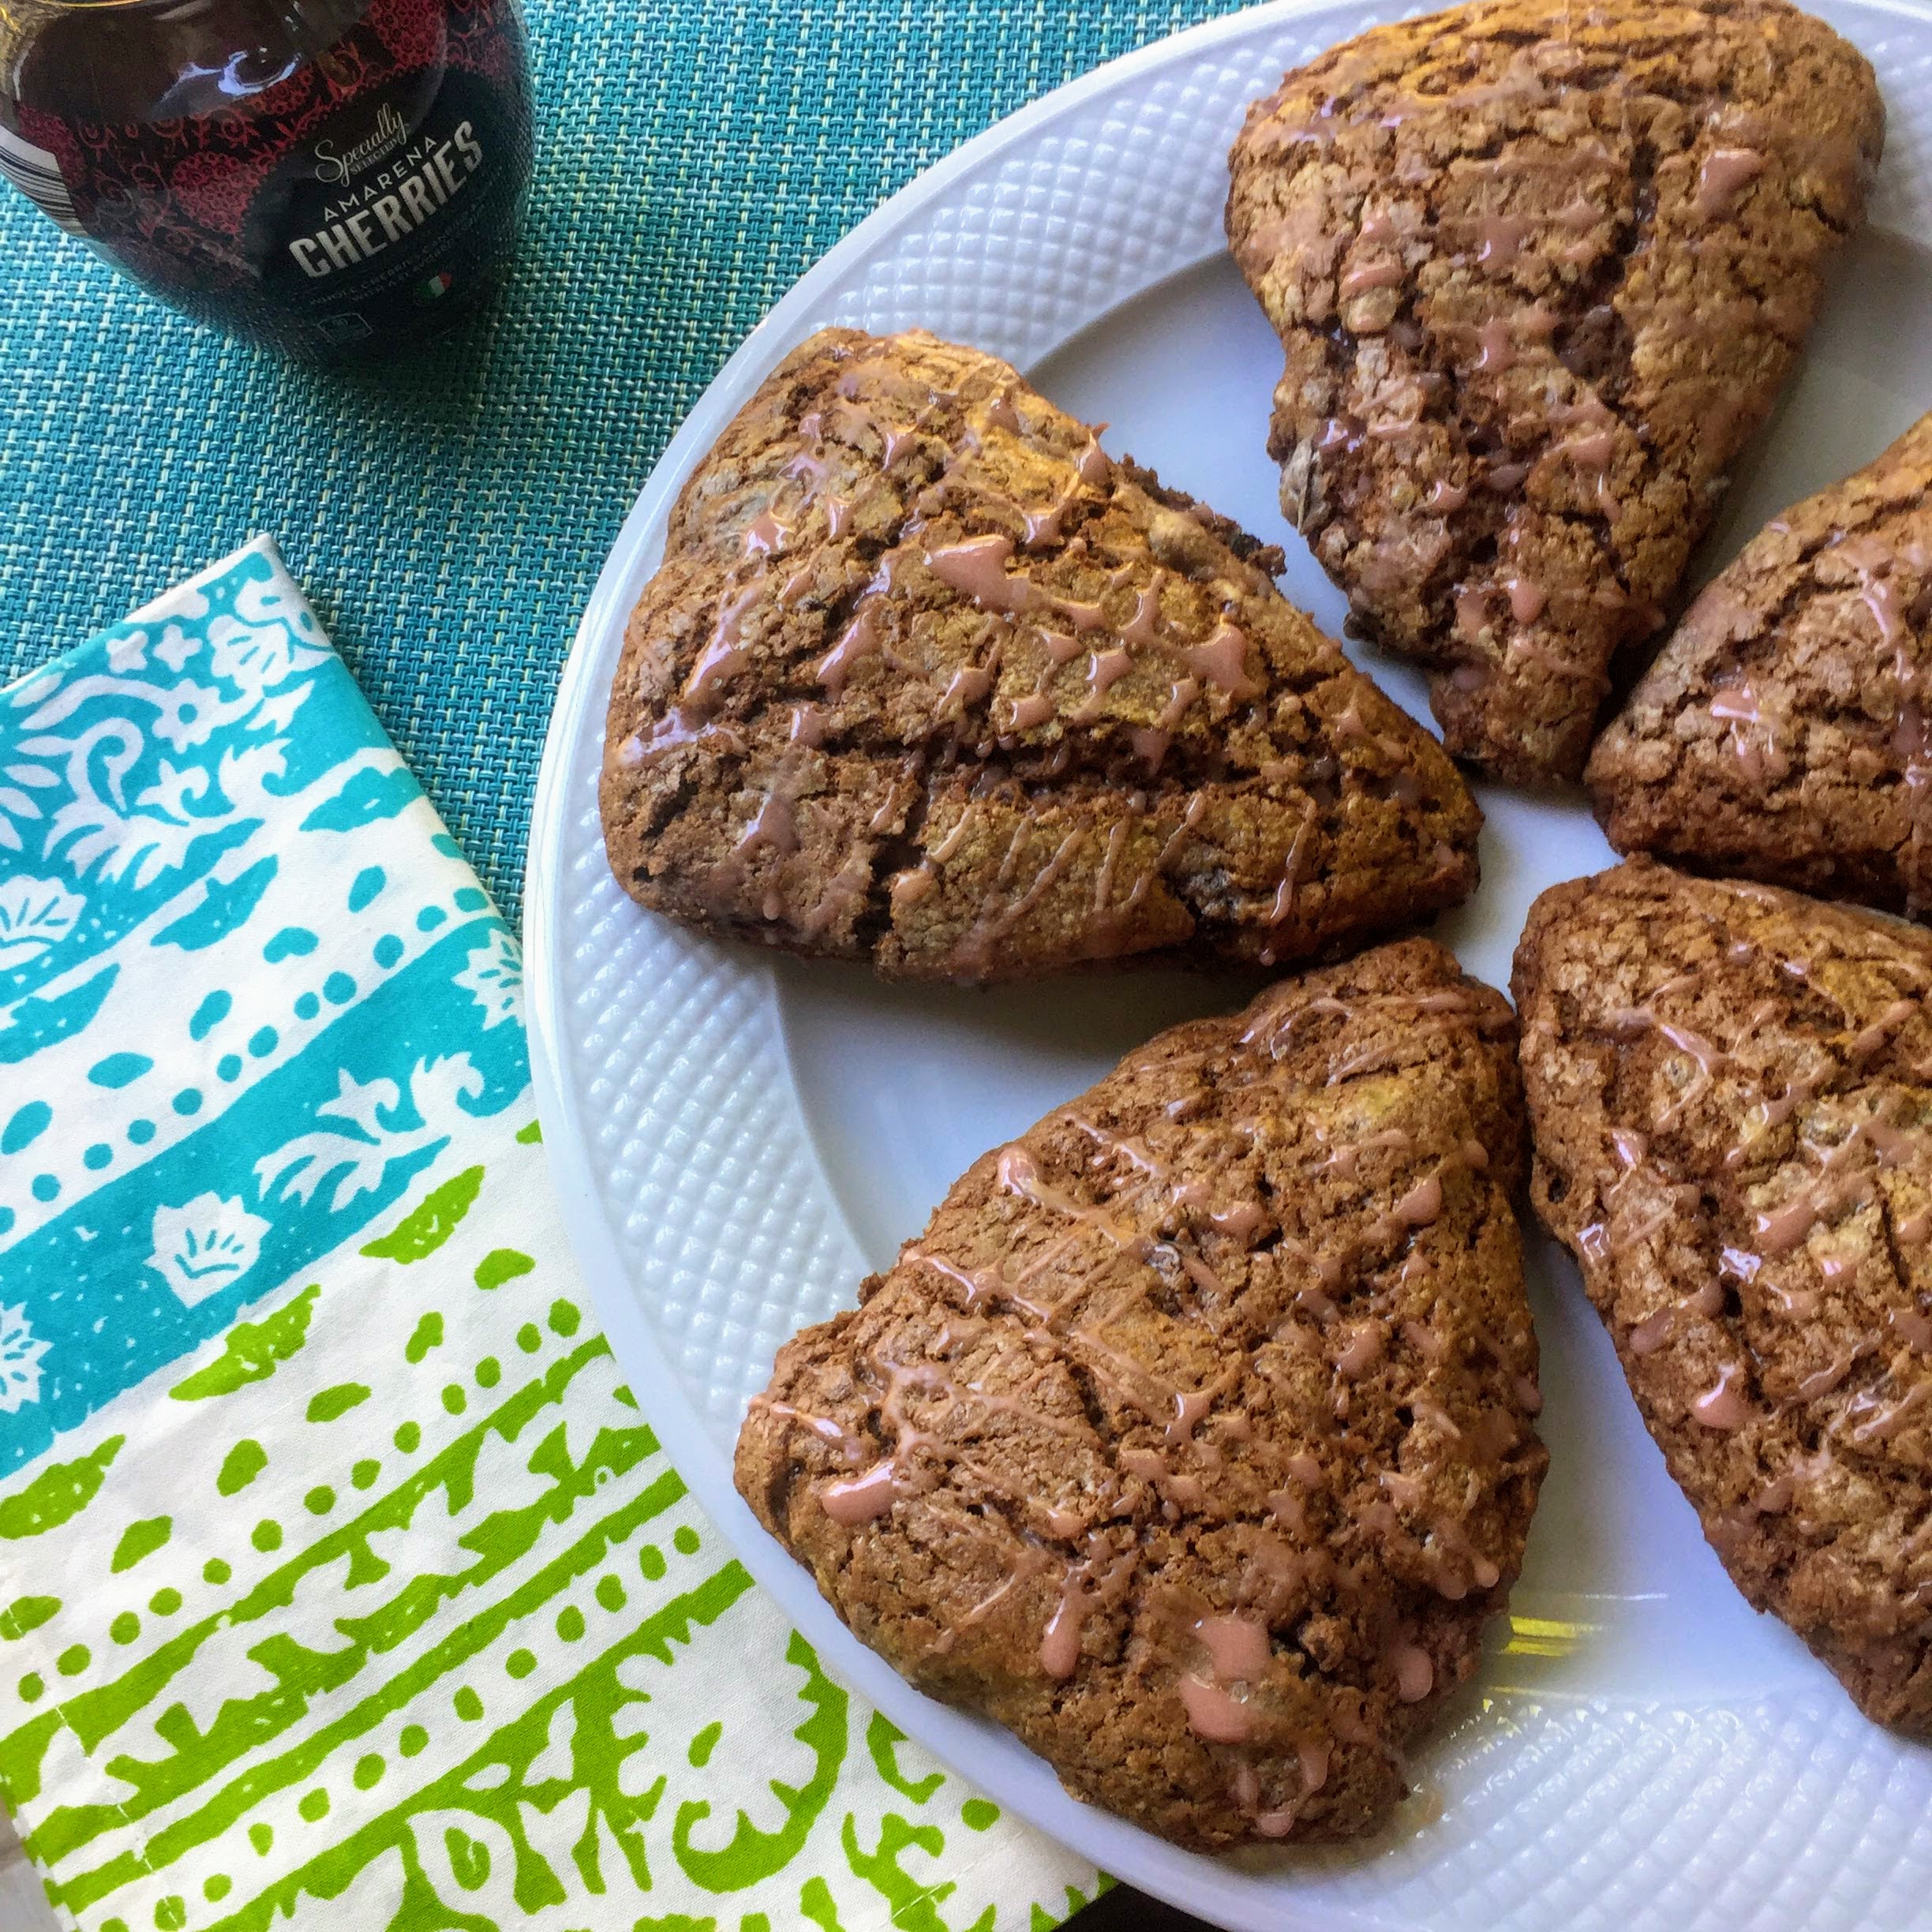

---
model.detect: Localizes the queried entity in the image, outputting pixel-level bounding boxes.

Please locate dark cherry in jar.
[0,0,534,360]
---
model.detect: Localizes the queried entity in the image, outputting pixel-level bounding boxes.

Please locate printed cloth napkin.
[0,538,1103,1932]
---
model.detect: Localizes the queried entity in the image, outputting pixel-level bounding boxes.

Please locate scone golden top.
[602,328,1481,982]
[736,940,1546,1849]
[1590,411,1932,917]
[1226,0,1883,784]
[1514,859,1932,1732]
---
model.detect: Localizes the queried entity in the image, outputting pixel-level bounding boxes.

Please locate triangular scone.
[601,328,1481,982]
[738,939,1545,1847]
[1591,413,1932,916]
[1515,859,1932,1732]
[1226,0,1882,784]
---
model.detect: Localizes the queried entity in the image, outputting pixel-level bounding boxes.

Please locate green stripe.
[9,1336,635,1847]
[204,1559,758,1932]
[54,1467,694,1914]
[0,1710,59,1813]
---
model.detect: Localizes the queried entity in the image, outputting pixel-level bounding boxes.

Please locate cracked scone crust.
[1226,0,1882,784]
[736,939,1545,1849]
[1590,411,1932,916]
[601,328,1481,983]
[1514,859,1932,1731]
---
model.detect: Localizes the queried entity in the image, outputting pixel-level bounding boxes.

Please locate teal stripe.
[0,549,376,1009]
[0,916,526,1475]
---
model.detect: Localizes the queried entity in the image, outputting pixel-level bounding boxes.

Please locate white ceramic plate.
[525,6,1932,1925]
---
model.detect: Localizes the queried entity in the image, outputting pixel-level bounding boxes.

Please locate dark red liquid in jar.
[0,0,533,359]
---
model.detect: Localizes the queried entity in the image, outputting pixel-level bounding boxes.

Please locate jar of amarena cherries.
[0,0,533,360]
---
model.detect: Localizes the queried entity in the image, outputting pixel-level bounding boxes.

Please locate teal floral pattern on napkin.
[0,539,1101,1931]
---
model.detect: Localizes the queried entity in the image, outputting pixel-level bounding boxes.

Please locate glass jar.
[0,0,534,360]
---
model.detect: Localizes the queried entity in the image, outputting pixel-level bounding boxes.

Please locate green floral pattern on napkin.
[0,539,1101,1931]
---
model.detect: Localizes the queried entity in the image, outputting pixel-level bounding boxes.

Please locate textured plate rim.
[522,13,1354,1924]
[523,4,1932,1924]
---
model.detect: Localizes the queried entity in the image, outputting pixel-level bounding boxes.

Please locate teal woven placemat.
[0,0,1241,925]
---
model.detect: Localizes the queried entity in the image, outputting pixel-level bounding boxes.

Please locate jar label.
[254,59,528,349]
[0,122,81,234]
[4,0,531,356]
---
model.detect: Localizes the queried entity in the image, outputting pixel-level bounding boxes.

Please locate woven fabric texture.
[0,0,1241,928]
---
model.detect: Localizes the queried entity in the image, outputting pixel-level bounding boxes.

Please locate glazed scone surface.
[1589,411,1932,916]
[1515,859,1932,1731]
[736,939,1546,1848]
[601,328,1481,982]
[1226,0,1883,783]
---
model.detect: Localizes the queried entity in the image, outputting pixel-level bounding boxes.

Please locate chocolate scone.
[1515,858,1932,1731]
[603,328,1482,982]
[736,938,1546,1848]
[1589,412,1932,916]
[1226,0,1883,784]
